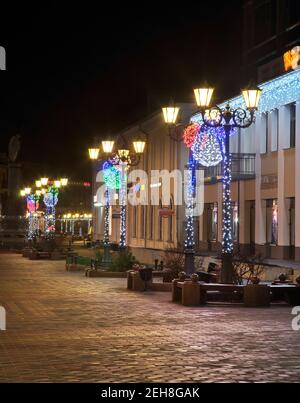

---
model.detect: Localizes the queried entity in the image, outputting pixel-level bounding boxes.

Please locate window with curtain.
[168,197,173,242]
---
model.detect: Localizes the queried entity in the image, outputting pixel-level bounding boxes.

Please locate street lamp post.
[193,85,262,283]
[89,139,146,252]
[42,178,68,239]
[103,141,146,250]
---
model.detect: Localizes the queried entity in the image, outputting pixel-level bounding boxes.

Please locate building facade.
[92,68,300,264]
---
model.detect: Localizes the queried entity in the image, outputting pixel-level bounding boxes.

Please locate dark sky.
[0,1,244,180]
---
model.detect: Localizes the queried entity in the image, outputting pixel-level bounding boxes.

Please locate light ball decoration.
[103,161,121,190]
[26,195,39,213]
[182,123,200,148]
[191,128,223,167]
[43,192,58,208]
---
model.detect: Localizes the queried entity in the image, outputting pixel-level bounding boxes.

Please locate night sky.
[0,1,243,180]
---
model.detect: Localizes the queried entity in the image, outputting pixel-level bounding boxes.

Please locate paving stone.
[0,253,300,382]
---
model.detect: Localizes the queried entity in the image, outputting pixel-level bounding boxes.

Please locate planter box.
[244,284,270,307]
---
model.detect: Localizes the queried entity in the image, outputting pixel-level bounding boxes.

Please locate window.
[207,203,218,242]
[149,206,154,240]
[271,109,278,152]
[260,112,268,153]
[232,202,238,242]
[266,199,278,245]
[158,199,163,241]
[287,0,300,27]
[168,197,173,242]
[140,206,145,239]
[254,2,276,45]
[265,112,269,152]
[290,103,296,148]
[132,206,137,238]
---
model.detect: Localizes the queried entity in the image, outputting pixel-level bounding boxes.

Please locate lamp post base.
[184,249,195,276]
[101,245,112,269]
[221,254,234,284]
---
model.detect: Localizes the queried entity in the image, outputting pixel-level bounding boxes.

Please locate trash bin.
[196,271,213,283]
[138,267,153,290]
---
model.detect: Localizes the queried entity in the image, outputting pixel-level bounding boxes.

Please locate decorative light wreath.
[182,123,201,148]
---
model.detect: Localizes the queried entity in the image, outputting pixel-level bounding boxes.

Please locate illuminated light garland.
[27,195,39,213]
[222,151,233,255]
[184,159,195,249]
[26,195,39,241]
[191,68,300,125]
[182,123,200,148]
[103,161,121,190]
[119,162,127,248]
[191,128,223,167]
[104,189,110,246]
[43,187,59,239]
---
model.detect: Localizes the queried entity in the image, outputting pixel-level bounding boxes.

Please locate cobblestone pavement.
[0,253,300,383]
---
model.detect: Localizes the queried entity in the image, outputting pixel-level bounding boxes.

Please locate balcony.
[202,153,256,183]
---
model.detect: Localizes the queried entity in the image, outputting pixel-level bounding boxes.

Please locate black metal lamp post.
[194,85,262,283]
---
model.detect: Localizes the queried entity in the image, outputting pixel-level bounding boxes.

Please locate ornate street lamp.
[43,178,68,239]
[88,137,146,254]
[88,148,100,160]
[40,178,49,187]
[194,84,261,283]
[20,189,41,242]
[102,141,146,249]
[60,178,68,187]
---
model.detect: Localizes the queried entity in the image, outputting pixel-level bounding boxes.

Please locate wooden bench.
[29,251,51,260]
[172,280,300,307]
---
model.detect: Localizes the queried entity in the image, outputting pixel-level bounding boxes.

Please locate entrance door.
[250,201,255,255]
[289,198,295,260]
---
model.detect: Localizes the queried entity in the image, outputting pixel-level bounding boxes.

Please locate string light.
[43,186,59,238]
[119,162,127,248]
[104,189,110,246]
[184,155,195,249]
[222,150,233,255]
[26,195,39,241]
[192,68,300,124]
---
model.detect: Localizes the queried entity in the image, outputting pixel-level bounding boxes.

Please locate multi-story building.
[92,65,300,265]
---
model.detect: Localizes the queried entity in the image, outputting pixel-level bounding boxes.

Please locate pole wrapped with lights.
[193,85,261,283]
[89,138,146,252]
[104,189,110,247]
[42,178,68,239]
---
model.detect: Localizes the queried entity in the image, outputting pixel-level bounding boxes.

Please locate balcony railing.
[202,153,256,182]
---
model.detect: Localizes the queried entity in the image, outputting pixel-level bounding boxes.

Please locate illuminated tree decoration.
[103,161,121,190]
[191,127,223,167]
[182,123,200,148]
